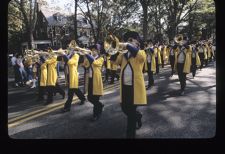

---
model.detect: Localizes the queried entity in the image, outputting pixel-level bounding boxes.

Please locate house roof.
[40,7,91,27]
[40,8,68,26]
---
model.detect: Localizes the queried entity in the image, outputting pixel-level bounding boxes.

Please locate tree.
[139,0,151,41]
[12,0,48,49]
[147,0,168,42]
[74,0,79,42]
[8,1,23,53]
[165,0,199,40]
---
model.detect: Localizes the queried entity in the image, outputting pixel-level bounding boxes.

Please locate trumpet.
[104,35,128,55]
[68,40,92,55]
[23,49,40,64]
[33,48,67,59]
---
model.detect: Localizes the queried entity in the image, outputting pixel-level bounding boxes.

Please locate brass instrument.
[174,34,184,45]
[68,40,92,55]
[23,49,40,64]
[174,34,189,46]
[104,35,128,55]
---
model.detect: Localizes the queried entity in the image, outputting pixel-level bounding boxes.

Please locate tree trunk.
[27,28,34,49]
[142,3,148,41]
[74,0,78,42]
[85,0,97,44]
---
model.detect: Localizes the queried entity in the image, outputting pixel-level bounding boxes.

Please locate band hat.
[123,31,141,42]
[89,44,102,54]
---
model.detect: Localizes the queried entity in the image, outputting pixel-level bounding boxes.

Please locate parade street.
[8,62,216,139]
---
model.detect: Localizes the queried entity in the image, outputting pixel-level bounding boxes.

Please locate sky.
[46,0,85,14]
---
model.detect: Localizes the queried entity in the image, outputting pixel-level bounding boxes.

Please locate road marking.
[8,82,119,122]
[8,83,120,128]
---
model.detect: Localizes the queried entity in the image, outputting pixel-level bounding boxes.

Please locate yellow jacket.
[106,55,111,69]
[196,52,201,66]
[45,56,57,86]
[113,50,147,105]
[67,54,79,89]
[144,51,156,73]
[111,63,118,70]
[154,47,162,64]
[83,56,104,96]
[161,46,168,61]
[40,62,47,86]
[174,46,192,74]
[166,47,170,59]
[205,44,211,59]
[191,45,201,66]
[203,46,208,60]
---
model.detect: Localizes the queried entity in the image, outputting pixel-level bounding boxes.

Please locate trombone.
[104,34,128,55]
[68,40,92,55]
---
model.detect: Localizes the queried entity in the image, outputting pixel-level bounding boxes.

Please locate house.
[22,4,97,50]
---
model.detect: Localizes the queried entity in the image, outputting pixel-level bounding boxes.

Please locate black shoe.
[36,98,44,102]
[61,108,70,113]
[79,100,85,105]
[92,116,99,121]
[180,90,184,96]
[93,104,104,121]
[44,100,53,105]
[146,86,151,90]
[136,114,142,129]
[62,93,65,99]
[104,80,109,84]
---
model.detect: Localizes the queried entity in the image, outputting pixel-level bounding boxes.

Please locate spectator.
[11,53,20,87]
[30,62,38,88]
[16,54,27,86]
[24,58,33,85]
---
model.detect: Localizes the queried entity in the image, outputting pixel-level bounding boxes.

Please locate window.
[57,16,62,22]
[55,27,60,35]
[65,28,69,35]
[83,19,87,24]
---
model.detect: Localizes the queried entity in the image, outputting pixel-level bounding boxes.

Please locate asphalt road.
[8,62,216,139]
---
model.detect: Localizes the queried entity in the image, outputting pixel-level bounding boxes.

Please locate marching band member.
[104,53,111,83]
[212,42,216,61]
[82,44,104,121]
[144,40,156,89]
[205,41,212,63]
[173,35,192,95]
[110,60,119,84]
[190,43,201,78]
[202,43,208,67]
[160,43,167,68]
[110,31,147,138]
[31,61,38,89]
[168,44,175,77]
[61,49,86,112]
[37,55,48,101]
[45,52,65,105]
[196,42,205,70]
[208,42,215,62]
[154,42,162,75]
